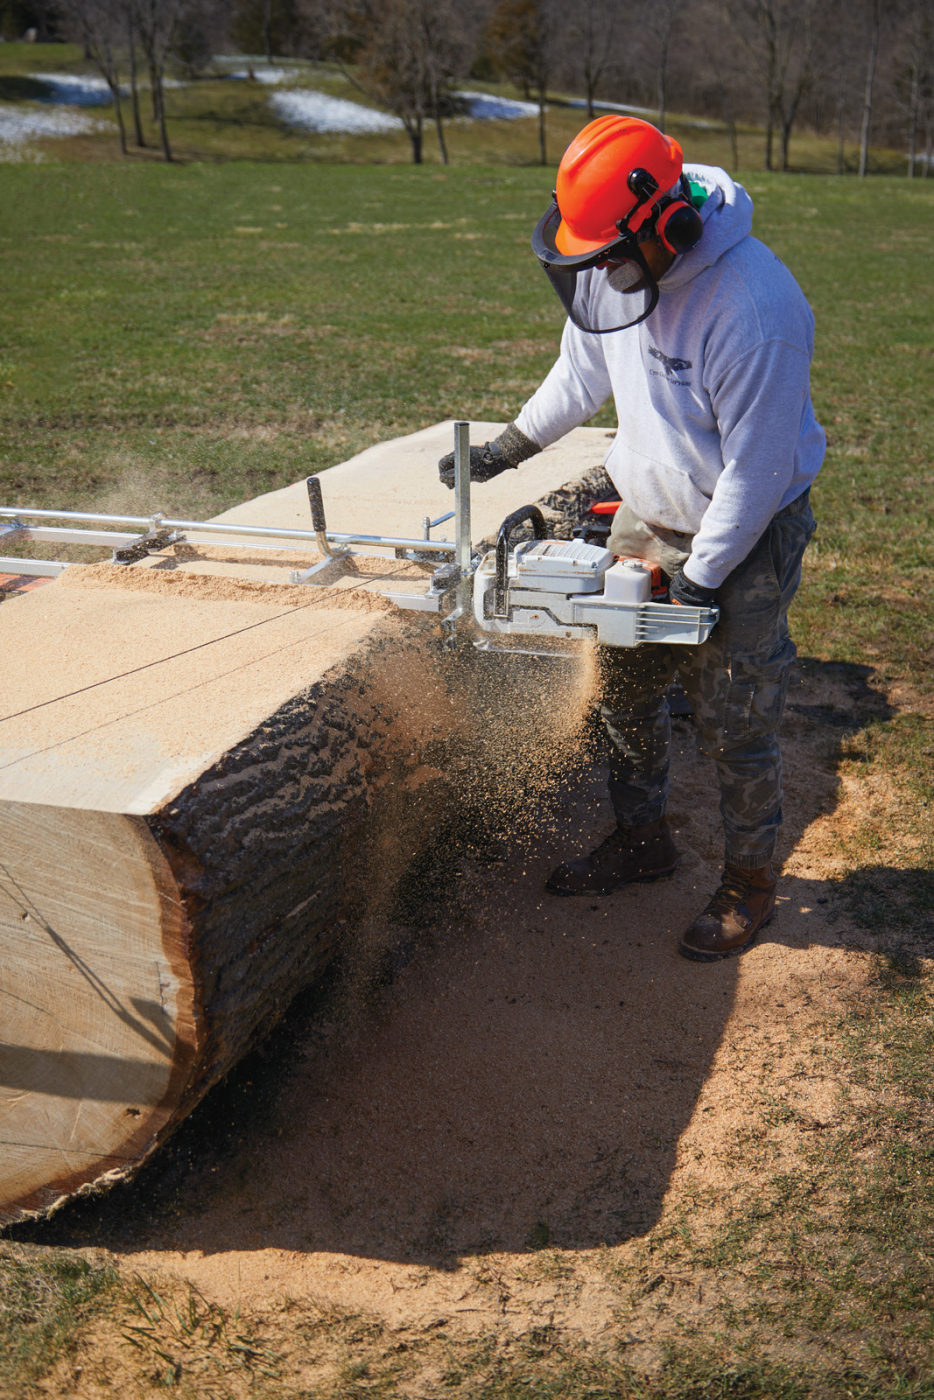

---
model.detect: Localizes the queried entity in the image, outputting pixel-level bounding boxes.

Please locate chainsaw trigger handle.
[494,504,549,619]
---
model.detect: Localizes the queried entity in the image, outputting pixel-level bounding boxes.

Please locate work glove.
[668,568,718,608]
[438,422,540,490]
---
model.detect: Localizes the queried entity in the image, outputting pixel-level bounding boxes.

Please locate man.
[438,115,823,962]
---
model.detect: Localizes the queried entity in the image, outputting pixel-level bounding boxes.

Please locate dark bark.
[537,82,546,165]
[906,45,920,175]
[110,77,127,154]
[149,57,159,121]
[263,0,273,64]
[764,107,775,169]
[127,12,145,147]
[155,71,172,161]
[434,107,449,164]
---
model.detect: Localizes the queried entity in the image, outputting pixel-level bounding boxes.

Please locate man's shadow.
[11,659,923,1269]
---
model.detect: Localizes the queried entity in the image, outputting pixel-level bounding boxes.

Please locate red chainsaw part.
[0,573,53,598]
[590,500,622,515]
[611,556,669,596]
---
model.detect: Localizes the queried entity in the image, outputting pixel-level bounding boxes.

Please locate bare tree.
[568,0,619,119]
[486,0,555,165]
[126,5,145,146]
[643,0,682,130]
[328,0,468,164]
[725,0,818,170]
[132,0,184,161]
[58,0,129,154]
[896,0,933,177]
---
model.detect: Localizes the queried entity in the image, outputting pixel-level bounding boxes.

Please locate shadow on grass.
[5,658,920,1270]
[0,76,56,102]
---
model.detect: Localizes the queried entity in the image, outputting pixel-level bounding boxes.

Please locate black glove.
[438,422,540,490]
[668,568,717,608]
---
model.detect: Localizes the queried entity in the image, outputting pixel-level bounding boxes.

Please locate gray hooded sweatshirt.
[515,164,825,590]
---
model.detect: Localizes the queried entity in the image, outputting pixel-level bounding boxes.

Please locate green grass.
[0,1246,117,1392]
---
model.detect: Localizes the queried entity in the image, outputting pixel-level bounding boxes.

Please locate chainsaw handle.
[494,504,549,618]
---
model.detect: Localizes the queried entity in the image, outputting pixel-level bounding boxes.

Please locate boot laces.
[707,867,755,914]
[597,824,655,855]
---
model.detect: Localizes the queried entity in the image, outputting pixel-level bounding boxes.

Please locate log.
[0,423,611,1225]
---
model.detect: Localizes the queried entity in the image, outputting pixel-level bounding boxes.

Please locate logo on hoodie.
[648,345,692,386]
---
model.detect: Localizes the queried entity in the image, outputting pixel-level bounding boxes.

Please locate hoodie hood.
[660,164,754,292]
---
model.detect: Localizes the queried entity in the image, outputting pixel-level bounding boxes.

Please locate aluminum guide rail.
[0,500,458,574]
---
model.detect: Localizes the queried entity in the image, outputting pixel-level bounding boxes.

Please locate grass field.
[1,94,934,1399]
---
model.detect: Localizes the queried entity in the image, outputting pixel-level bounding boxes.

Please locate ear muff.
[655,200,703,255]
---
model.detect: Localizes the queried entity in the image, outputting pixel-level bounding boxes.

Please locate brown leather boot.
[679,862,777,961]
[546,816,678,896]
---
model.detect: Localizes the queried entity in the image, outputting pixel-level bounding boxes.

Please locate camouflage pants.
[599,490,816,869]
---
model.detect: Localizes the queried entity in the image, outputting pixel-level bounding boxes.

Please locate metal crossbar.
[0,500,457,580]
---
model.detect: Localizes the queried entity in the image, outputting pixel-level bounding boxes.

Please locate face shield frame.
[532,202,659,334]
[530,168,693,335]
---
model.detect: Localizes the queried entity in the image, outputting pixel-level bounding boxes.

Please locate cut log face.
[0,805,197,1219]
[0,423,612,1225]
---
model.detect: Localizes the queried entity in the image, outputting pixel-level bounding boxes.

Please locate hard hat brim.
[532,202,633,271]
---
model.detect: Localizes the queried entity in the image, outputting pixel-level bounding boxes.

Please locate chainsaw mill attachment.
[0,421,717,653]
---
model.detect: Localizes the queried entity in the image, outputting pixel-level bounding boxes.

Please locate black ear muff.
[655,200,703,255]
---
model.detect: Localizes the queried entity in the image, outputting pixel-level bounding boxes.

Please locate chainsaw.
[383,422,719,655]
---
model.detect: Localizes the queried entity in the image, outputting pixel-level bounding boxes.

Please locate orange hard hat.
[554,115,685,256]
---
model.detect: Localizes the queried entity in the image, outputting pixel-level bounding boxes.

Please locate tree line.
[4,0,932,174]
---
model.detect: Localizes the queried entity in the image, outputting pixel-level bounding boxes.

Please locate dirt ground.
[16,655,897,1395]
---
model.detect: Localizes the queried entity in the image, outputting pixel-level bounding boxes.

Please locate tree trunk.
[434,110,448,165]
[110,79,128,155]
[0,622,450,1226]
[764,110,774,170]
[658,63,666,132]
[128,16,145,148]
[263,0,273,65]
[907,58,919,176]
[408,116,423,164]
[0,422,614,1227]
[149,59,160,122]
[780,118,791,170]
[836,87,847,174]
[155,70,172,162]
[859,0,881,178]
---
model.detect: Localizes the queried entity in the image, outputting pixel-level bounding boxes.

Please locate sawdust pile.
[54,560,396,612]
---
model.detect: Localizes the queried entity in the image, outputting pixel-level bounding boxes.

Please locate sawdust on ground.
[100,662,883,1383]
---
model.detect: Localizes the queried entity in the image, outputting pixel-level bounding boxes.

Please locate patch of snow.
[565,98,724,130]
[270,90,402,134]
[228,65,294,84]
[0,103,108,157]
[565,98,655,117]
[28,72,117,106]
[456,90,539,120]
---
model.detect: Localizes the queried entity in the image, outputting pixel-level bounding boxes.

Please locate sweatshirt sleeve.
[684,337,814,590]
[515,318,613,448]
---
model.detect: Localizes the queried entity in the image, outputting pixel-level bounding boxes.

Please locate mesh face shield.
[532,201,660,335]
